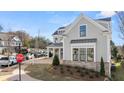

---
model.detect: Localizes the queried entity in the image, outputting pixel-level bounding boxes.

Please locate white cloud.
[96,11,116,18]
[48,14,76,26]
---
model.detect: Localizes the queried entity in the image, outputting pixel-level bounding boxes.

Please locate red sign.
[16,54,24,63]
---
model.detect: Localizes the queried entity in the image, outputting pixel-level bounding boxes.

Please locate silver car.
[0,56,10,66]
[0,56,17,66]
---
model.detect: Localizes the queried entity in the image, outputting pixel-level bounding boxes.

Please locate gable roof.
[64,14,109,35]
[52,26,66,35]
[96,17,111,21]
[47,42,63,47]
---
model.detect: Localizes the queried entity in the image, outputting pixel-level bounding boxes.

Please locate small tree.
[111,46,118,60]
[49,52,53,57]
[52,54,60,66]
[117,54,122,62]
[100,57,105,76]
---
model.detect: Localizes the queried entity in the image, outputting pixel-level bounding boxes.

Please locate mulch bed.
[46,65,106,81]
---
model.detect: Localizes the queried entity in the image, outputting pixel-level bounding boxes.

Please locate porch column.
[59,48,61,60]
[53,48,55,58]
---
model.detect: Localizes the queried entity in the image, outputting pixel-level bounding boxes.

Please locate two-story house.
[47,14,111,76]
[0,32,22,54]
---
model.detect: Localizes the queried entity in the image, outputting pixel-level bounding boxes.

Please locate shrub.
[52,54,60,66]
[89,69,95,73]
[82,67,86,70]
[49,52,53,57]
[67,69,70,72]
[77,69,80,73]
[80,73,84,77]
[66,65,71,68]
[117,54,122,62]
[89,75,94,79]
[85,70,89,75]
[100,57,105,76]
[75,66,78,69]
[70,71,73,75]
[95,72,100,78]
[60,67,63,70]
[121,62,124,68]
[60,70,64,74]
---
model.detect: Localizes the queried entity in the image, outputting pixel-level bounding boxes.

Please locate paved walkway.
[7,65,39,81]
[0,57,63,81]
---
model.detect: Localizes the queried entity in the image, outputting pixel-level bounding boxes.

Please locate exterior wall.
[63,60,111,76]
[63,16,111,63]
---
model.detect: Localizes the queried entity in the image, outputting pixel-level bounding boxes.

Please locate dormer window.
[55,38,58,43]
[80,25,86,37]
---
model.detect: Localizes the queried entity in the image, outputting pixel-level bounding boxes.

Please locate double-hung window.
[80,25,86,37]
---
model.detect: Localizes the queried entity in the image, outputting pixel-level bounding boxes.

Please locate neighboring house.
[10,36,22,47]
[47,14,112,76]
[0,32,22,54]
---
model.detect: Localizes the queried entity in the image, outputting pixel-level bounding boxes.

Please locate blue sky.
[0,11,123,45]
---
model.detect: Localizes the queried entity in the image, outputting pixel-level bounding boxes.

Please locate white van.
[0,55,17,66]
[9,56,17,65]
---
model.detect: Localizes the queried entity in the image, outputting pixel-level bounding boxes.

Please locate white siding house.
[47,14,111,76]
[0,32,22,54]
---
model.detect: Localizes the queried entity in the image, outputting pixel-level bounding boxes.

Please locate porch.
[47,43,63,60]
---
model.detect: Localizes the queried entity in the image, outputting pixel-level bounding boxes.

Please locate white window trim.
[71,43,96,62]
[79,24,87,37]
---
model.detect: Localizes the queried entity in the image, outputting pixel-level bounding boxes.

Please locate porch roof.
[47,43,63,48]
[71,38,97,44]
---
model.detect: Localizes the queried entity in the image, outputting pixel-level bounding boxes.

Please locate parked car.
[0,55,18,66]
[26,53,34,60]
[0,56,10,66]
[9,56,17,65]
[33,52,43,58]
[42,51,48,56]
[111,63,116,72]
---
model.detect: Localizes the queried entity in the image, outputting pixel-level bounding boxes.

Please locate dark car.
[34,52,43,58]
[111,63,116,72]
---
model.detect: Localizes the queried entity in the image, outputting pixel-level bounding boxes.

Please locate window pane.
[73,48,79,61]
[80,48,86,61]
[80,25,86,37]
[87,48,94,62]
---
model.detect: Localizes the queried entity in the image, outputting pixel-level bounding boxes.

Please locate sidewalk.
[7,65,39,81]
[0,57,57,81]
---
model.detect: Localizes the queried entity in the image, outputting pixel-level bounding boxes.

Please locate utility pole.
[18,43,21,81]
[38,29,40,52]
[35,29,40,52]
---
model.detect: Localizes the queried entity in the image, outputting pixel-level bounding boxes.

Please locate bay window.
[72,48,94,62]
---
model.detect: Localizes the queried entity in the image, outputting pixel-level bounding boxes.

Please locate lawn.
[25,64,106,81]
[111,62,124,81]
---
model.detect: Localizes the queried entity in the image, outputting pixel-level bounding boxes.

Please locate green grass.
[111,62,124,81]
